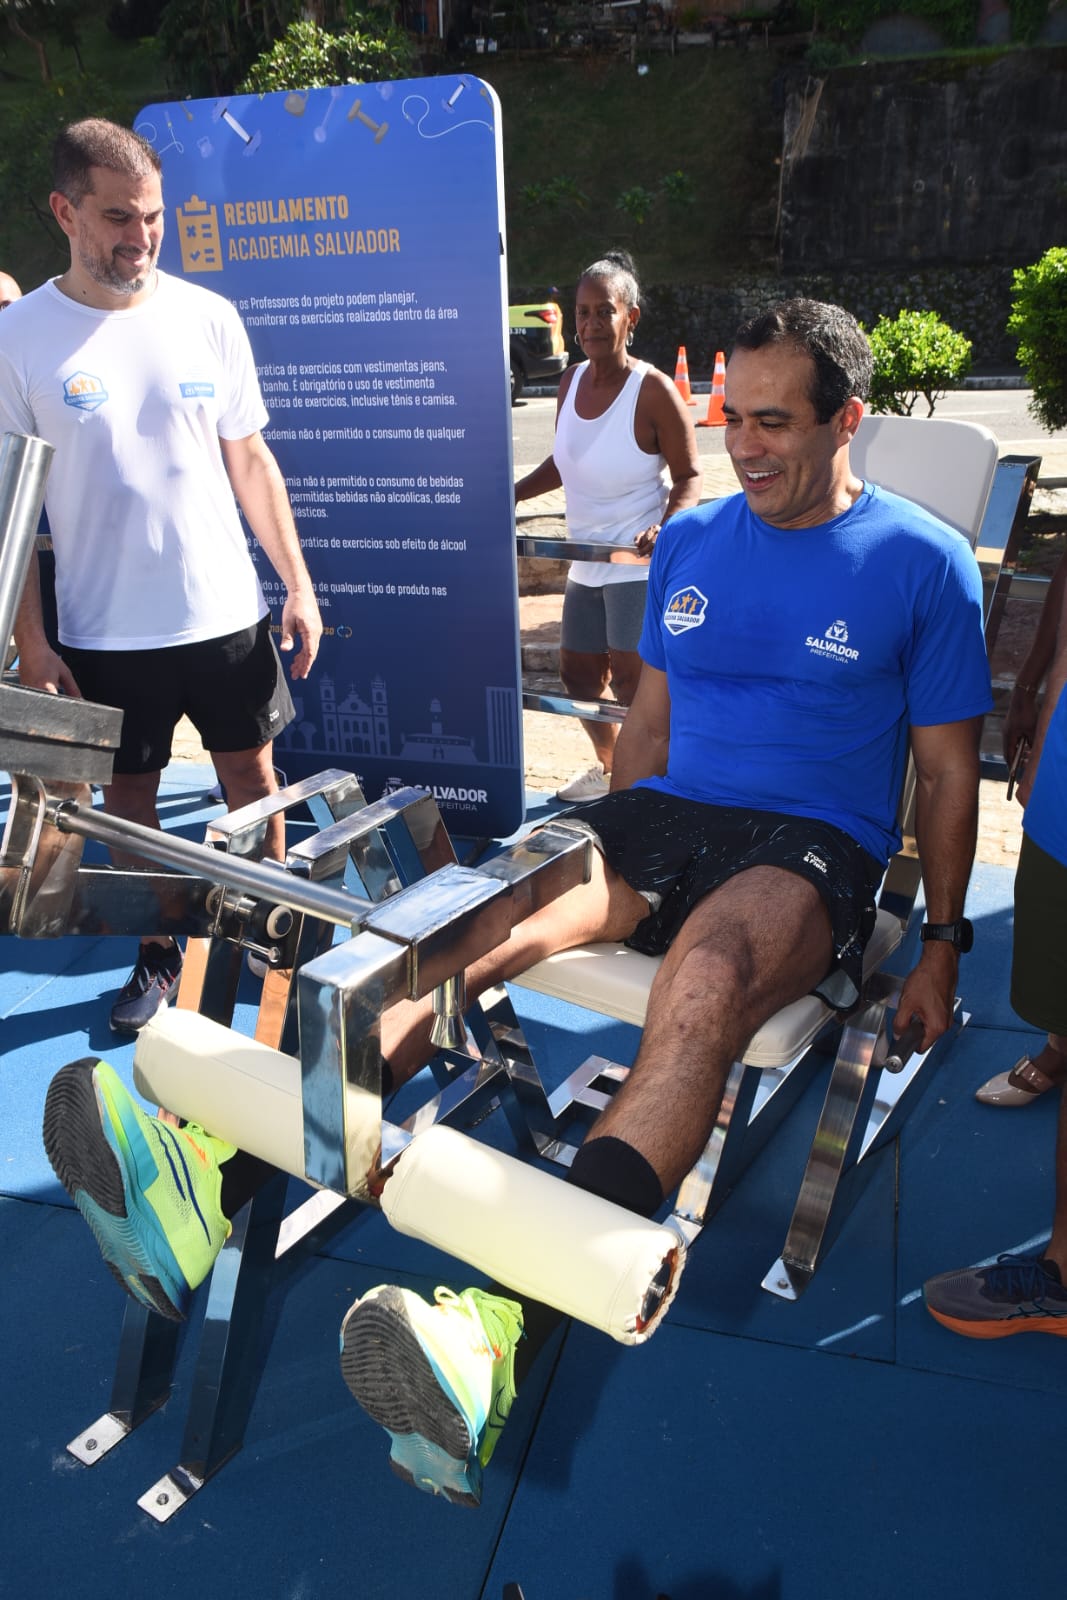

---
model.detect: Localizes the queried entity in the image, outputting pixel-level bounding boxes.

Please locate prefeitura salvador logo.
[806,619,859,663]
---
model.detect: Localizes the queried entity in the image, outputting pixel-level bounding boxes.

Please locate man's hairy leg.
[380,849,649,1087]
[586,866,834,1194]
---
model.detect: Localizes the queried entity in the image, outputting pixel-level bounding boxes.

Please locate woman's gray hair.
[578,249,641,310]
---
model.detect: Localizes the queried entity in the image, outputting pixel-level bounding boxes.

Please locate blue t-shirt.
[637,485,992,863]
[1022,687,1067,867]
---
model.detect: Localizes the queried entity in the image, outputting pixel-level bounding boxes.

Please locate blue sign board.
[137,79,523,836]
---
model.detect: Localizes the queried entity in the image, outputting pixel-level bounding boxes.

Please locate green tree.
[0,73,135,278]
[155,0,258,95]
[239,15,414,93]
[1008,248,1067,433]
[1,0,107,81]
[866,309,972,417]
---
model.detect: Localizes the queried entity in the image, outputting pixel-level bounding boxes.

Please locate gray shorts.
[1011,833,1067,1034]
[560,577,648,655]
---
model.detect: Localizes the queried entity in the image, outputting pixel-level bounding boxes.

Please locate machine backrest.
[851,414,998,547]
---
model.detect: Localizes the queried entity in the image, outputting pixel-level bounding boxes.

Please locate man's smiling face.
[724,342,863,529]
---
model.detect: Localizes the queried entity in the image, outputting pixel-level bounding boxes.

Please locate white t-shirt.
[0,271,269,649]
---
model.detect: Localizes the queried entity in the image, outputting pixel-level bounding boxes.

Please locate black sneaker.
[109,942,183,1035]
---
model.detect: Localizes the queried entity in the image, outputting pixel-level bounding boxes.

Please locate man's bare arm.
[13,555,81,696]
[220,432,323,679]
[609,663,671,790]
[894,715,983,1048]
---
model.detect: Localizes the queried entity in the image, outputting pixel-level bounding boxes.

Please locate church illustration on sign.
[279,670,519,770]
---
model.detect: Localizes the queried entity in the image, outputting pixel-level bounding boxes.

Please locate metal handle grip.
[884,1015,926,1074]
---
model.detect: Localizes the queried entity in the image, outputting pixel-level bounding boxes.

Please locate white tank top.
[554,359,670,588]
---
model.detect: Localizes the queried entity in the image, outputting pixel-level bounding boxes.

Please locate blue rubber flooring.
[1,764,1063,1600]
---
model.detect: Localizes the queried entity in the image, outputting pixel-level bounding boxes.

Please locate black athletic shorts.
[1011,833,1067,1035]
[559,787,885,1009]
[61,613,294,776]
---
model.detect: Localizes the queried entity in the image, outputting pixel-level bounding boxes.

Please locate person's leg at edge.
[1024,1032,1067,1087]
[558,645,617,771]
[1050,1085,1067,1278]
[923,1082,1067,1337]
[103,769,187,1032]
[924,829,1067,1335]
[556,579,646,794]
[211,741,284,859]
[342,866,834,1502]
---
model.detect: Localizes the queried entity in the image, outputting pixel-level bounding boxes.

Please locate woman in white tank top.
[515,250,702,799]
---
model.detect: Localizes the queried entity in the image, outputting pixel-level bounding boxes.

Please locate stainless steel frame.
[0,431,1041,1511]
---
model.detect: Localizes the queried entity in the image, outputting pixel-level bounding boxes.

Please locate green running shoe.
[43,1057,234,1321]
[339,1284,524,1507]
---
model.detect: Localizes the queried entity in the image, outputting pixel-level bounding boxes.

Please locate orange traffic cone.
[673,345,696,406]
[697,350,727,427]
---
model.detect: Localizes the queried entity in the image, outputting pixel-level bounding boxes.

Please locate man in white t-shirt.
[2,118,322,1032]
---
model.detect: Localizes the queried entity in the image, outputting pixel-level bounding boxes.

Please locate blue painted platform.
[1,764,1062,1600]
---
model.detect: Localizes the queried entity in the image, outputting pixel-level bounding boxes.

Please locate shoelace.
[435,1286,523,1355]
[986,1253,1063,1302]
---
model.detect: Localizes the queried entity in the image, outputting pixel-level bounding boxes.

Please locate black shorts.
[560,787,885,1009]
[61,614,294,776]
[1011,833,1067,1035]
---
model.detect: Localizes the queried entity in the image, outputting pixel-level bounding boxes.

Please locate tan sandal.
[975,1055,1065,1107]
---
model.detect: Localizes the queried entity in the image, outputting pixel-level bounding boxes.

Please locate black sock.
[568,1134,664,1218]
[488,1139,665,1386]
[218,1149,277,1217]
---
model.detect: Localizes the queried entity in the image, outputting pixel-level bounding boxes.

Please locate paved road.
[512,388,1067,482]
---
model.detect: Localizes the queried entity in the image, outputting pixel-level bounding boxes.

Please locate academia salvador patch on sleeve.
[663,586,708,635]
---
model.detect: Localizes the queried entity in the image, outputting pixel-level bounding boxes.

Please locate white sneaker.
[554,763,610,802]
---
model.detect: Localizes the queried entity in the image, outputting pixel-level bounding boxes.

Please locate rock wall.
[516,47,1065,372]
[778,48,1067,273]
[631,263,1021,375]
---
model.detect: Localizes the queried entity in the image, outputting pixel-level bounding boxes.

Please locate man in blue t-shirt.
[43,299,995,1504]
[924,568,1067,1338]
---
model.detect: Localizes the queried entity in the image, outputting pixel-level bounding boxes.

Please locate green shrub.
[866,308,972,417]
[660,169,696,207]
[615,185,656,227]
[805,39,852,72]
[239,17,414,95]
[1007,248,1067,432]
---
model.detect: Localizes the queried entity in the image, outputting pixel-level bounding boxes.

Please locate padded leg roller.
[133,1009,309,1178]
[381,1124,687,1345]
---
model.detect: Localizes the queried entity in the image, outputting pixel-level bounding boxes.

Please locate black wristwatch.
[920,918,974,954]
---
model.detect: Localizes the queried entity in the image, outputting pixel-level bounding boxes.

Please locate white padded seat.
[514,905,903,1070]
